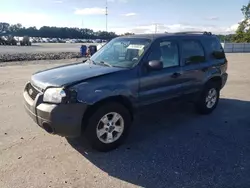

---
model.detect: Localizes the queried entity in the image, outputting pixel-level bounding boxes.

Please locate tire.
[85,102,132,152]
[195,82,220,115]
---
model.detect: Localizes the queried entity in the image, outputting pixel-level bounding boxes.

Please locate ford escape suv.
[23,32,228,152]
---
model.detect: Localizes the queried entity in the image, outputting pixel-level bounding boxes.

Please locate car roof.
[117,32,217,41]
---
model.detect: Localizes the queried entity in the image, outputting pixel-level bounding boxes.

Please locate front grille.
[26,83,40,100]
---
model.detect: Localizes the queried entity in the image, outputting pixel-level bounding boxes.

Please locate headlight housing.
[43,88,67,103]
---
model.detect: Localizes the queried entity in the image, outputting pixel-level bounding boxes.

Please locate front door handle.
[171,72,181,78]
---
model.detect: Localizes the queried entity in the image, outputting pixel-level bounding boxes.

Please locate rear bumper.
[23,84,87,138]
[221,73,228,89]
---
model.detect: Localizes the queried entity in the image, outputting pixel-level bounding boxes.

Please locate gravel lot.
[0,43,96,54]
[0,43,97,62]
[0,54,250,188]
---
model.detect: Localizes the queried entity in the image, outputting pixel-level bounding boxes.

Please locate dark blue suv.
[23,32,228,151]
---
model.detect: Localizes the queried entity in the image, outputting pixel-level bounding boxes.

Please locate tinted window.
[182,40,205,64]
[206,37,225,59]
[147,40,179,68]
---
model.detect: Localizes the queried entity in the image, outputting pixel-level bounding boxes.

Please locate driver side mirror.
[148,60,163,71]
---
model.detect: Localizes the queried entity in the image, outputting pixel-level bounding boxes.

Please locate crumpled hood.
[31,62,124,90]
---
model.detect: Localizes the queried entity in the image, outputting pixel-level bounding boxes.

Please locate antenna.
[105,0,108,32]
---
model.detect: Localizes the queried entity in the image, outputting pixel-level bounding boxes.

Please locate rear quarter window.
[205,37,225,59]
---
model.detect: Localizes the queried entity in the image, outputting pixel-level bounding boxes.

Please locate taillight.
[225,58,228,72]
[224,58,228,72]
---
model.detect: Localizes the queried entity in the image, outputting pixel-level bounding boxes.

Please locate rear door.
[180,38,210,94]
[138,38,184,105]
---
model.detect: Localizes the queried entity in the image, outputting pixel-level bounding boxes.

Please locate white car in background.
[42,38,49,43]
[66,39,77,43]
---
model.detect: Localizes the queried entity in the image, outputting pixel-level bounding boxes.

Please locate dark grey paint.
[31,34,227,108]
[25,33,228,137]
[30,34,227,107]
[71,68,139,107]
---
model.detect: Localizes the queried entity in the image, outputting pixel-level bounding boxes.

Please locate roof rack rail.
[174,31,212,35]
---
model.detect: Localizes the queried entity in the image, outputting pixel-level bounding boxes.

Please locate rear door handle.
[171,72,181,78]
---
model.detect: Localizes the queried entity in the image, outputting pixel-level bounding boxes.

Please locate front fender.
[69,67,139,107]
[73,82,138,106]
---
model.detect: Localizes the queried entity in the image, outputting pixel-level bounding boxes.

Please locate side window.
[147,40,179,68]
[207,38,225,59]
[182,40,205,64]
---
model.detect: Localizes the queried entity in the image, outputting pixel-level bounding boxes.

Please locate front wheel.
[85,102,132,152]
[195,83,220,114]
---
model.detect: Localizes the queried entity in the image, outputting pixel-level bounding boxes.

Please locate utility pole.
[154,23,158,34]
[105,0,108,32]
[81,19,84,39]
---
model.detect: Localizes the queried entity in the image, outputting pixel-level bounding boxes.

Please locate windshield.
[90,38,151,68]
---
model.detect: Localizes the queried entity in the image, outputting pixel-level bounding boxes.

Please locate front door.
[138,38,184,106]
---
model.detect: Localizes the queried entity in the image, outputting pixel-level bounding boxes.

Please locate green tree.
[1,22,118,39]
[0,22,10,34]
[234,2,250,42]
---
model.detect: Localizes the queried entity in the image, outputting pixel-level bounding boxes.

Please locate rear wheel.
[195,82,220,114]
[85,102,132,152]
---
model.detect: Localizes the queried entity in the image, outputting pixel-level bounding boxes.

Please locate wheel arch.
[81,95,135,132]
[205,76,222,89]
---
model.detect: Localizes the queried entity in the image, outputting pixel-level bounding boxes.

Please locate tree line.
[0,23,119,39]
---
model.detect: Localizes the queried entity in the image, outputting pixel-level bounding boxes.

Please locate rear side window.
[206,37,225,59]
[182,40,205,64]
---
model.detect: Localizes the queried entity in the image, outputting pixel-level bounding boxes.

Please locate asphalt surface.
[0,54,250,188]
[0,43,97,54]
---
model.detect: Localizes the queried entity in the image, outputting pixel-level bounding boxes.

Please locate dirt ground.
[0,54,250,188]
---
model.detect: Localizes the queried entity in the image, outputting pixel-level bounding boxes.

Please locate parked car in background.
[68,39,78,43]
[50,38,58,43]
[23,31,228,152]
[20,36,31,46]
[0,35,18,45]
[0,36,7,45]
[57,38,66,43]
[95,39,102,43]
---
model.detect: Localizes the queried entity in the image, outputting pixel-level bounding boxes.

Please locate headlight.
[43,88,66,103]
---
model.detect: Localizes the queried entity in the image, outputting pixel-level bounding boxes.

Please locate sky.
[0,0,248,34]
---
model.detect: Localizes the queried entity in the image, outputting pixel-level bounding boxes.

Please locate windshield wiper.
[98,61,113,67]
[86,59,95,64]
[87,59,112,67]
